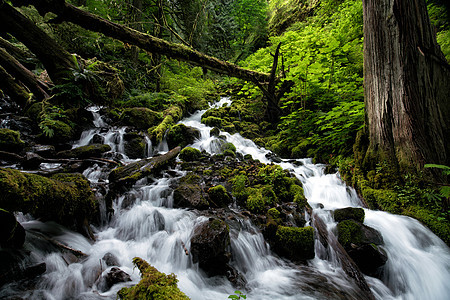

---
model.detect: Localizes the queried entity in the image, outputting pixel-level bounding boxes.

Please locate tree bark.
[11,0,271,86]
[0,65,30,106]
[0,1,77,84]
[363,0,450,173]
[0,47,51,100]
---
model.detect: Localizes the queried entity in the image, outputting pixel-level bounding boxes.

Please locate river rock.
[97,267,131,292]
[57,143,111,159]
[102,252,120,267]
[272,225,315,261]
[0,208,25,248]
[166,124,200,149]
[120,107,162,129]
[123,132,146,159]
[173,173,209,209]
[190,218,231,276]
[0,128,25,153]
[334,207,365,223]
[337,219,387,275]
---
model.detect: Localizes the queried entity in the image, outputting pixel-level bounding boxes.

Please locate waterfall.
[2,97,449,300]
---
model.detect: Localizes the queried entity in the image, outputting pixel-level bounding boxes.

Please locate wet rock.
[226,265,247,289]
[0,128,25,153]
[190,218,231,276]
[102,252,120,267]
[173,173,209,209]
[120,107,162,129]
[210,127,220,137]
[21,152,43,169]
[123,133,145,159]
[272,226,315,261]
[265,152,282,163]
[0,208,25,248]
[334,207,365,223]
[97,267,131,292]
[32,145,55,158]
[207,185,232,208]
[178,146,202,161]
[337,219,387,276]
[57,143,111,159]
[167,124,200,149]
[91,134,104,144]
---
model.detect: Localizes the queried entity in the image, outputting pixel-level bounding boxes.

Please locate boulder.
[166,124,200,149]
[0,128,25,153]
[273,226,315,261]
[337,219,387,275]
[57,143,111,159]
[123,133,146,159]
[0,208,25,248]
[97,267,131,292]
[334,207,365,223]
[207,185,232,208]
[120,107,162,130]
[178,147,202,161]
[190,218,231,276]
[173,173,209,209]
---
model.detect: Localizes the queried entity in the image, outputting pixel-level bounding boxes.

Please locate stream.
[1,97,449,299]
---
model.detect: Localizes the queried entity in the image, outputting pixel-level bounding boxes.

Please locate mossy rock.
[173,172,208,209]
[337,219,383,249]
[275,226,315,261]
[334,207,365,223]
[0,208,25,248]
[42,120,74,144]
[167,124,200,149]
[120,107,163,129]
[202,116,222,128]
[57,143,111,159]
[267,207,281,219]
[24,102,43,122]
[118,257,189,300]
[179,147,202,162]
[220,142,236,154]
[0,129,25,153]
[0,168,96,232]
[210,127,220,137]
[246,188,266,213]
[123,134,146,159]
[207,185,231,208]
[291,139,311,158]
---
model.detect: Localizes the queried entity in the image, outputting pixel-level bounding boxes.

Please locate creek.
[1,97,449,300]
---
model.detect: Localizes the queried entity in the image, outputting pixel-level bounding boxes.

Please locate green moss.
[202,116,222,128]
[275,226,315,260]
[57,143,111,158]
[0,129,25,153]
[230,174,249,201]
[337,219,363,248]
[246,188,266,213]
[121,107,163,130]
[118,257,189,300]
[167,124,200,149]
[208,185,231,207]
[260,185,278,205]
[150,115,174,143]
[0,168,95,230]
[291,139,311,158]
[267,207,280,219]
[179,147,201,161]
[43,120,74,143]
[334,207,365,223]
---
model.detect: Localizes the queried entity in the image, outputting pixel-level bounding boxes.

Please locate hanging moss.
[118,257,189,300]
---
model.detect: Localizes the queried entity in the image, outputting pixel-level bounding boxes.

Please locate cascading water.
[1,97,449,300]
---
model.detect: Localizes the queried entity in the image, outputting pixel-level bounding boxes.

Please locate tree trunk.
[0,65,30,106]
[11,0,271,86]
[0,1,77,84]
[363,0,450,173]
[0,47,51,100]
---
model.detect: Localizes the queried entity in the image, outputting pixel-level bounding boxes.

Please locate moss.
[246,188,266,213]
[291,139,311,158]
[223,149,236,158]
[167,124,200,149]
[57,143,111,158]
[124,136,146,159]
[267,207,280,219]
[24,102,43,122]
[0,129,25,153]
[118,257,189,300]
[275,226,315,260]
[230,174,249,202]
[121,107,163,130]
[260,185,278,205]
[43,120,74,143]
[150,115,174,143]
[202,116,222,128]
[334,207,365,223]
[179,147,201,161]
[337,219,363,248]
[0,168,95,231]
[208,185,231,207]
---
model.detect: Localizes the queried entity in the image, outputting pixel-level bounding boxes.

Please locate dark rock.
[0,128,25,153]
[173,173,209,209]
[123,134,145,159]
[334,207,365,223]
[102,252,120,267]
[265,152,282,163]
[91,134,105,144]
[167,124,200,149]
[210,127,220,137]
[57,143,111,159]
[120,107,162,129]
[97,267,131,292]
[226,265,247,289]
[21,152,43,169]
[337,219,387,276]
[32,145,55,157]
[0,208,25,248]
[190,218,230,276]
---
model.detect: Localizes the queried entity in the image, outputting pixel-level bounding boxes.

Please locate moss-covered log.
[11,0,271,86]
[0,168,96,234]
[0,65,31,106]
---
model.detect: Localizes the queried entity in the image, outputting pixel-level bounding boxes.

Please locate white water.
[2,97,449,299]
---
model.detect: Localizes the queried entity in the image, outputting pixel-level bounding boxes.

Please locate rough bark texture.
[0,47,51,100]
[0,1,77,84]
[12,0,271,86]
[363,0,450,171]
